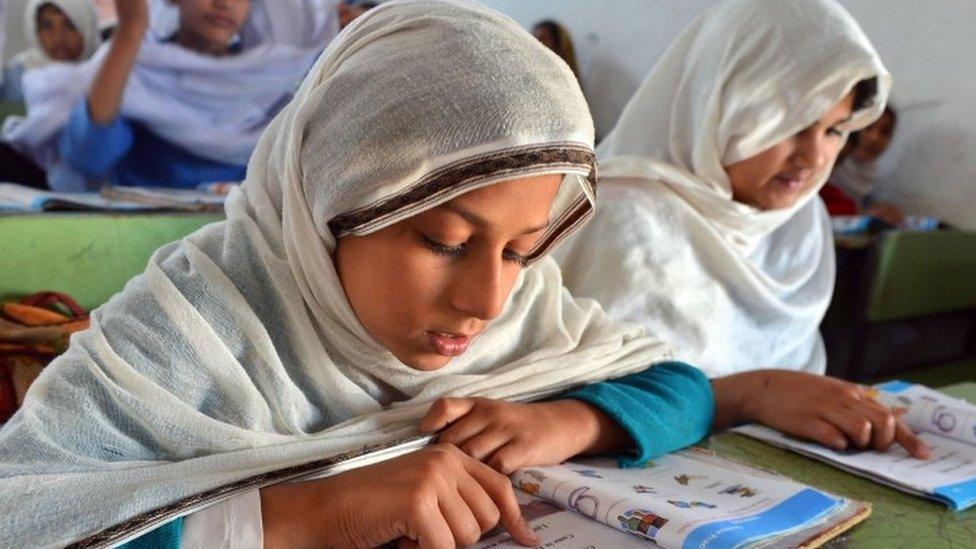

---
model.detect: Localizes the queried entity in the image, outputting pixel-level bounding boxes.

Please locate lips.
[205,14,237,30]
[774,174,805,190]
[426,331,472,357]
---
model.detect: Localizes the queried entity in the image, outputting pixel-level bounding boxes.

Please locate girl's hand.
[421,397,631,474]
[713,370,929,458]
[865,202,905,225]
[260,443,538,548]
[114,0,149,37]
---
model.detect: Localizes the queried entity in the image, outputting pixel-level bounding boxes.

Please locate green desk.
[706,382,976,547]
[0,213,222,311]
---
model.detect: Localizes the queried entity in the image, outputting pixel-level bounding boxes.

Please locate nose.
[449,251,510,322]
[791,129,830,172]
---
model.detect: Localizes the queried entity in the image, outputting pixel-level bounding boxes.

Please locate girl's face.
[335,174,562,371]
[172,0,251,55]
[725,92,855,210]
[337,4,368,29]
[851,111,895,163]
[37,4,84,62]
[532,25,559,52]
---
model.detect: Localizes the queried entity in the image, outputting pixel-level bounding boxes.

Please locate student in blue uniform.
[2,0,338,190]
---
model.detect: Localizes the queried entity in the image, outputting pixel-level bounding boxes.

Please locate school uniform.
[2,0,338,190]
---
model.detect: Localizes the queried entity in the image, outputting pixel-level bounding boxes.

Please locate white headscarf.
[831,157,879,206]
[555,0,890,378]
[1,0,338,175]
[0,1,671,546]
[11,0,102,69]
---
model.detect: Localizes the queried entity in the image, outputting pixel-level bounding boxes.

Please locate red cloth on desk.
[820,183,858,215]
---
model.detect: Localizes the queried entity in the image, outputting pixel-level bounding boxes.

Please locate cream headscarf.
[0,1,671,546]
[556,0,890,377]
[11,0,102,69]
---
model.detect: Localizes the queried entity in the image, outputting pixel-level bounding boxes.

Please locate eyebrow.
[443,203,550,236]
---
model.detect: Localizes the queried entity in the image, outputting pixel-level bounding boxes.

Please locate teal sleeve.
[118,517,183,549]
[565,361,713,468]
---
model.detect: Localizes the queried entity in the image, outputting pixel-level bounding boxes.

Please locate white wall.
[481,0,976,229]
[3,0,30,64]
[3,1,974,226]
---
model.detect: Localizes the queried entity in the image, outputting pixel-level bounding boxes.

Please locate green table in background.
[706,382,976,547]
[0,213,222,311]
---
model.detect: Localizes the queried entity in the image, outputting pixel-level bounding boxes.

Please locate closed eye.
[422,235,529,267]
[503,249,529,267]
[421,235,465,260]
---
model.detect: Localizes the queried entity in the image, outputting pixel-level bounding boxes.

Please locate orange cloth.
[0,292,89,421]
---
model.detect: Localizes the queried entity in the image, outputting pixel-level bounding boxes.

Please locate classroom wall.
[2,0,29,64]
[481,0,976,230]
[3,1,974,227]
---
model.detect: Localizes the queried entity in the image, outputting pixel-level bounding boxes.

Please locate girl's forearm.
[551,399,632,455]
[87,26,144,124]
[711,371,765,431]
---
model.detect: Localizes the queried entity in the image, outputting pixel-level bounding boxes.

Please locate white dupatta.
[10,0,102,69]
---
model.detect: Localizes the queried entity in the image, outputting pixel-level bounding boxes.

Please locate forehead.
[37,4,68,19]
[425,174,562,228]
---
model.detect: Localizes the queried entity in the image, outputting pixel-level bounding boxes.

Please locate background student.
[555,0,929,459]
[822,105,906,224]
[1,0,339,191]
[1,0,101,102]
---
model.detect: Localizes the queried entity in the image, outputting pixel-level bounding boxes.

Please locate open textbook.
[479,448,869,549]
[83,435,862,548]
[735,381,976,510]
[0,183,228,212]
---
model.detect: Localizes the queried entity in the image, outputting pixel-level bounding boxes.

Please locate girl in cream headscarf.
[556,0,928,459]
[0,0,101,101]
[0,1,712,546]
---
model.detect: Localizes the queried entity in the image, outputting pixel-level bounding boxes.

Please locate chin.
[761,198,799,210]
[760,189,809,211]
[399,352,453,372]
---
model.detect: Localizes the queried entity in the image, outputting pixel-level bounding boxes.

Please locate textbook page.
[734,381,976,510]
[479,449,864,549]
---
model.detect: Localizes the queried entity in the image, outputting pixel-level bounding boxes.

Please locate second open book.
[735,381,976,511]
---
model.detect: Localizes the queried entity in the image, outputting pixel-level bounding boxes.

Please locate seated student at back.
[555,0,929,458]
[61,0,340,190]
[0,0,100,188]
[821,105,905,224]
[2,0,101,102]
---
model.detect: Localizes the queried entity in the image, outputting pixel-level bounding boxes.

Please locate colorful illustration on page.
[618,509,668,541]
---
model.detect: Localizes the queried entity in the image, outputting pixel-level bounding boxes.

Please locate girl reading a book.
[1,0,339,191]
[0,2,713,547]
[554,0,930,458]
